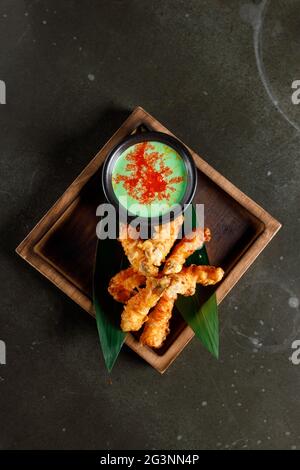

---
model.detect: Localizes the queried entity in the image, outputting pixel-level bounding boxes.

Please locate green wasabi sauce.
[112,141,187,217]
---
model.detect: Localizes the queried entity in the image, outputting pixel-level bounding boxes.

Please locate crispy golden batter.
[190,265,224,286]
[142,215,184,269]
[110,218,224,349]
[167,265,224,296]
[108,267,146,303]
[140,295,175,348]
[119,217,184,276]
[140,265,224,348]
[163,227,211,275]
[118,224,158,276]
[120,276,171,332]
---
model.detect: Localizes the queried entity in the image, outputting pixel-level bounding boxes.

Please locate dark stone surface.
[0,0,299,450]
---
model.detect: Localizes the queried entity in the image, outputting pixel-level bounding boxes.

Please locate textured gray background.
[0,0,299,450]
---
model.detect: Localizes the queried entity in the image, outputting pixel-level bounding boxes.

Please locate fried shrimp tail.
[120,276,170,332]
[108,267,146,303]
[140,264,224,348]
[142,215,184,269]
[163,227,211,275]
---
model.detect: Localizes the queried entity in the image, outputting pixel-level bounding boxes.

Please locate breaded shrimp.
[189,264,224,286]
[163,227,211,275]
[118,224,158,276]
[120,276,171,332]
[140,264,224,348]
[140,295,175,348]
[142,215,184,268]
[108,267,146,303]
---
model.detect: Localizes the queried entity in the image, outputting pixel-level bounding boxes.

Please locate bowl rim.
[101,130,197,225]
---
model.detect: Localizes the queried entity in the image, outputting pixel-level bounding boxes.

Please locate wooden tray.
[16,107,281,373]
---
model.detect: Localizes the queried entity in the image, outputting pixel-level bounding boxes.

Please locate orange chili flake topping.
[113,142,185,205]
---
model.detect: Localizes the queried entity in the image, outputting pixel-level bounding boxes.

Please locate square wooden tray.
[16,107,281,373]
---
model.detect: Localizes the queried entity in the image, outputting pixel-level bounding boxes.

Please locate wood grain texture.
[16,107,281,373]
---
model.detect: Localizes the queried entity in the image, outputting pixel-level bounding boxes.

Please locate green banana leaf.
[93,236,127,372]
[175,205,219,358]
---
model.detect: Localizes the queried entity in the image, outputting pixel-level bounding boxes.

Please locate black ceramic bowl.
[102,131,197,225]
